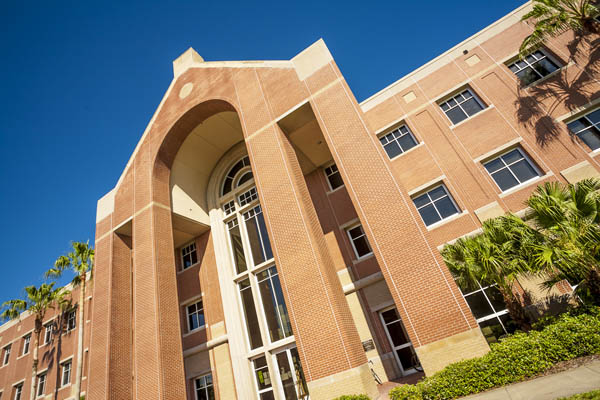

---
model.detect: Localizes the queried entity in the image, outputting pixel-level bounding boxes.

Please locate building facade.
[3,2,598,400]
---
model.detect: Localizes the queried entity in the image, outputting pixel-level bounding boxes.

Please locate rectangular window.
[194,373,214,400]
[3,345,11,365]
[439,89,486,124]
[508,50,560,86]
[222,200,235,216]
[61,360,72,387]
[239,279,263,350]
[227,218,247,274]
[346,224,372,259]
[239,187,258,207]
[483,148,541,192]
[256,266,292,343]
[455,279,514,343]
[37,373,46,397]
[66,310,76,332]
[181,242,198,270]
[243,205,273,267]
[379,125,418,159]
[22,335,30,355]
[324,164,344,190]
[380,308,419,375]
[187,300,205,332]
[44,324,53,345]
[252,356,274,400]
[412,185,460,226]
[567,108,600,151]
[13,384,22,400]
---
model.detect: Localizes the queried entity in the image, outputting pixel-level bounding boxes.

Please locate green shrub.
[389,309,600,400]
[332,395,371,400]
[558,390,600,399]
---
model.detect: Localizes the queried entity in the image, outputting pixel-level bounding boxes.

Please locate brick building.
[2,1,599,399]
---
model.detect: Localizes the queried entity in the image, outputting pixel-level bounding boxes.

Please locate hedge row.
[389,309,600,400]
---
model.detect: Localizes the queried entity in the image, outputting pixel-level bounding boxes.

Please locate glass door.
[379,307,419,376]
[274,347,309,400]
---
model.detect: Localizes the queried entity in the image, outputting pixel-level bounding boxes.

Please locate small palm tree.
[526,178,600,304]
[519,0,600,57]
[1,283,70,400]
[442,215,541,331]
[46,242,94,400]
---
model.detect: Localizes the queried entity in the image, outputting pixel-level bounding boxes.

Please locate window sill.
[352,253,375,265]
[449,105,495,129]
[58,383,71,391]
[388,142,424,162]
[498,172,553,198]
[177,262,200,275]
[589,148,600,157]
[426,210,469,231]
[182,325,206,338]
[326,184,345,195]
[16,353,28,360]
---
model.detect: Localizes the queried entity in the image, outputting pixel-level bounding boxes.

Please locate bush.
[389,309,600,400]
[333,395,371,400]
[558,390,600,400]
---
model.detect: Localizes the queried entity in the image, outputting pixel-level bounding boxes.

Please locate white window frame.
[60,360,72,387]
[345,223,373,260]
[22,335,30,356]
[193,373,214,400]
[566,107,600,152]
[412,184,461,227]
[324,163,344,191]
[251,355,274,400]
[459,281,511,334]
[378,124,419,159]
[3,345,11,365]
[272,346,306,400]
[13,383,22,400]
[181,241,199,270]
[379,307,418,377]
[507,49,561,85]
[36,373,46,398]
[186,300,205,333]
[483,147,542,193]
[66,309,76,332]
[43,324,53,345]
[439,88,486,125]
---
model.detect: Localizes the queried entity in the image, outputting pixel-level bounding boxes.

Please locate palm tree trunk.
[500,288,532,332]
[587,267,600,306]
[30,321,41,400]
[72,274,85,400]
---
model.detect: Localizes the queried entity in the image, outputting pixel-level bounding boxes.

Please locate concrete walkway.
[462,360,600,400]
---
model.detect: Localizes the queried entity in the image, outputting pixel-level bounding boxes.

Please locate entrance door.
[379,307,419,376]
[274,347,309,400]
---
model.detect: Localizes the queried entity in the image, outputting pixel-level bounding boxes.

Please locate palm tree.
[1,283,69,400]
[526,178,600,304]
[442,215,541,331]
[46,242,94,400]
[519,0,600,58]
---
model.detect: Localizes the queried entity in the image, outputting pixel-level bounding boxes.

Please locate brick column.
[294,41,489,374]
[234,69,378,398]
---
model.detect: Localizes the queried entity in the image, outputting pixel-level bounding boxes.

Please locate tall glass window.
[227,219,247,274]
[257,267,292,342]
[239,279,263,350]
[253,356,275,400]
[244,205,273,267]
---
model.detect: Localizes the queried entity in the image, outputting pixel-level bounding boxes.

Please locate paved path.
[377,360,600,400]
[462,360,600,400]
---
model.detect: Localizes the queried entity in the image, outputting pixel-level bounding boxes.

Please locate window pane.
[237,171,253,187]
[484,286,506,312]
[578,127,600,151]
[516,68,539,86]
[397,133,417,152]
[510,159,539,183]
[246,215,266,266]
[412,193,430,208]
[491,169,520,191]
[435,196,459,219]
[484,158,505,173]
[461,98,484,117]
[256,212,273,261]
[386,321,410,347]
[229,223,247,274]
[479,317,506,344]
[533,58,559,77]
[499,313,518,334]
[567,118,591,134]
[240,280,263,349]
[587,109,600,124]
[418,204,440,226]
[381,309,399,324]
[327,171,344,190]
[257,269,292,342]
[501,149,523,165]
[383,141,402,159]
[290,348,309,398]
[276,352,297,400]
[465,291,494,319]
[445,107,468,124]
[396,346,418,370]
[253,356,272,391]
[428,186,446,201]
[353,236,371,258]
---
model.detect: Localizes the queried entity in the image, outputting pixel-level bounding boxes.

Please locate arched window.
[221,156,251,196]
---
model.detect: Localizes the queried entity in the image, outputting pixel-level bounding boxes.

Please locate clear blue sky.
[0,0,525,304]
